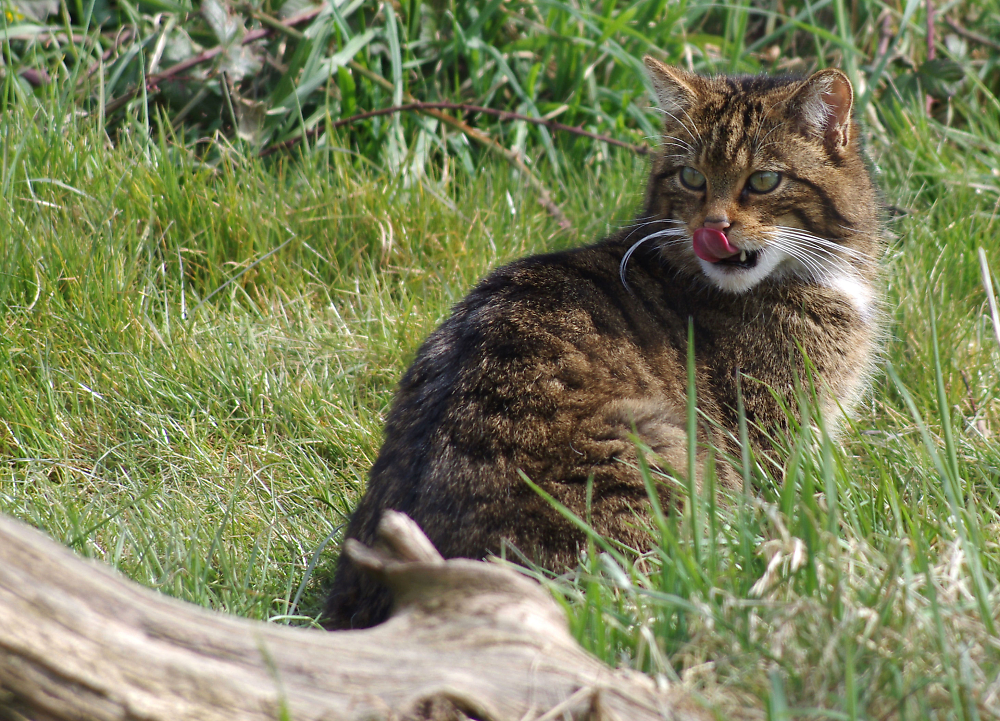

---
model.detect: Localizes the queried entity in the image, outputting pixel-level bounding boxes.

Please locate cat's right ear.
[644,57,699,116]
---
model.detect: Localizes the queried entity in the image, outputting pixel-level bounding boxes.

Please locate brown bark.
[0,511,711,721]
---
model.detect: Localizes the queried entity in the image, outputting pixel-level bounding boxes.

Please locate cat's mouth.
[716,249,759,269]
[692,228,759,270]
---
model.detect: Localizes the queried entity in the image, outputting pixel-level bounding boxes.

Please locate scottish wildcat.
[325,58,883,629]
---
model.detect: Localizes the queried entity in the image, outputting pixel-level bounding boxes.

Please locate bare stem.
[260,102,649,159]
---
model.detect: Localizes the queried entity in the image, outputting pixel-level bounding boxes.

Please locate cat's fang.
[715,249,760,270]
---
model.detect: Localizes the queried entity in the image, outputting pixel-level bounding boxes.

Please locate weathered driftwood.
[0,511,712,721]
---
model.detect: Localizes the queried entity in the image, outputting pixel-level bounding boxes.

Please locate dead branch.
[0,511,712,721]
[93,0,575,232]
[258,101,650,158]
[102,6,322,115]
[340,61,573,231]
[80,29,134,84]
[944,17,1000,53]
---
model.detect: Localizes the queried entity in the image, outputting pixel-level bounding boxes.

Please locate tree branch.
[259,102,650,158]
[0,511,713,721]
[332,61,575,230]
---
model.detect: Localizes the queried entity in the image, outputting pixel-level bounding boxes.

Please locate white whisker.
[771,225,875,265]
[768,233,878,317]
[619,225,689,291]
[753,123,784,154]
[650,107,702,147]
[662,134,695,154]
[766,229,874,302]
[617,217,686,241]
[773,242,838,283]
[674,104,702,146]
[767,237,830,277]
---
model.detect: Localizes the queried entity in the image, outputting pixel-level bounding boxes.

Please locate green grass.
[2,0,997,178]
[3,0,1000,717]
[0,108,645,619]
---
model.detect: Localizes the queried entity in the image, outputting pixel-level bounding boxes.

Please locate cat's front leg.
[558,396,735,548]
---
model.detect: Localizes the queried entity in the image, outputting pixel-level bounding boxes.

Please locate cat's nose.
[703,218,731,232]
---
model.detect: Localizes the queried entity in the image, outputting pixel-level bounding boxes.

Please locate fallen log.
[0,511,712,720]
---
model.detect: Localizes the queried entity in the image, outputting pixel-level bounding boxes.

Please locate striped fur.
[325,61,884,629]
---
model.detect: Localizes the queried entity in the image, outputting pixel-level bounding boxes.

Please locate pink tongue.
[693,227,739,263]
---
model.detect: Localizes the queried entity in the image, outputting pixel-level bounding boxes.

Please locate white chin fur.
[698,248,784,294]
[699,248,877,320]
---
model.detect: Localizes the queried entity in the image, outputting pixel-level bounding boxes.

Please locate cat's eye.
[679,167,706,191]
[747,170,781,193]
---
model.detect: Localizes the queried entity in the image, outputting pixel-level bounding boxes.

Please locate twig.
[1,31,85,43]
[76,28,132,85]
[260,102,650,157]
[277,60,574,230]
[80,28,133,84]
[959,370,978,415]
[944,17,1000,53]
[103,6,321,115]
[19,68,50,87]
[351,61,572,229]
[239,3,305,41]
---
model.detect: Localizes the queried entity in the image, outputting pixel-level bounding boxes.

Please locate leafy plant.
[2,0,999,177]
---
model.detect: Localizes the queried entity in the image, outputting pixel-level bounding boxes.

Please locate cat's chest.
[821,273,877,322]
[691,281,877,406]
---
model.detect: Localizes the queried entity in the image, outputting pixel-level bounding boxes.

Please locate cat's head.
[638,58,880,296]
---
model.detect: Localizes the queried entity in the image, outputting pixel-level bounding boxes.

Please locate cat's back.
[324,237,694,629]
[367,235,689,502]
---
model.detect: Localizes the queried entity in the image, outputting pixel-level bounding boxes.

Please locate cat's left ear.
[788,69,854,148]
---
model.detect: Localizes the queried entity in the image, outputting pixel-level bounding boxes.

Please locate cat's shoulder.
[449,238,630,322]
[405,238,641,374]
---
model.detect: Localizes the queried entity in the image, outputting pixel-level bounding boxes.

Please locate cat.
[324,58,884,629]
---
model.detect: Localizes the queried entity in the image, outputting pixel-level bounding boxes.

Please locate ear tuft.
[789,68,854,147]
[643,57,699,117]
